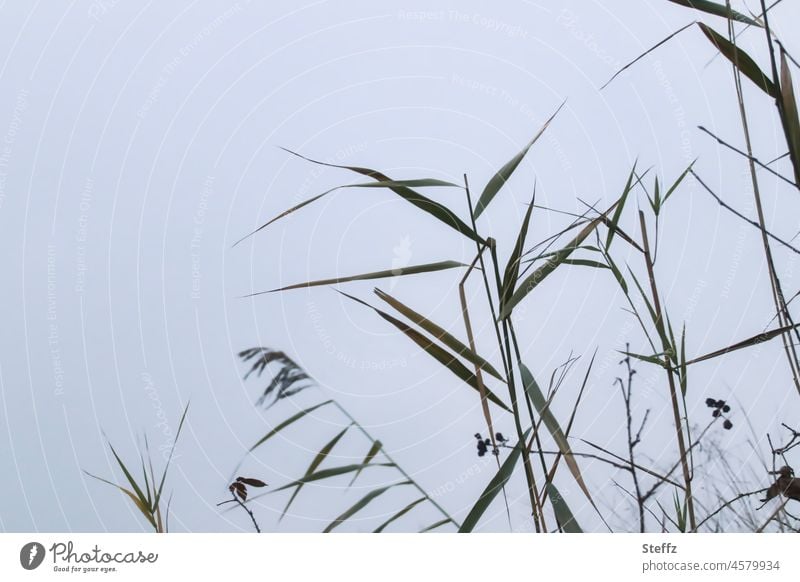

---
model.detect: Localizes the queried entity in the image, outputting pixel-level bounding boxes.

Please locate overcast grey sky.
[1,0,799,533]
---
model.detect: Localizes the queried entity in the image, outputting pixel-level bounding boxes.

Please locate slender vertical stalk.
[463,175,542,530]
[638,211,696,531]
[726,1,800,394]
[459,250,514,529]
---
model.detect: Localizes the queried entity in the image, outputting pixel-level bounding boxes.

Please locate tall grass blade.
[273,463,396,492]
[605,163,637,250]
[779,49,800,186]
[601,21,696,90]
[546,483,583,533]
[375,288,505,382]
[420,518,452,532]
[667,0,762,26]
[560,259,611,270]
[278,148,485,244]
[233,178,464,247]
[698,23,778,98]
[339,291,511,411]
[280,424,352,521]
[348,440,382,487]
[107,443,150,514]
[373,497,426,533]
[663,161,696,206]
[459,428,531,532]
[248,261,466,296]
[248,400,333,453]
[473,101,565,219]
[323,481,412,532]
[501,193,535,310]
[153,402,189,514]
[685,323,800,365]
[83,471,157,529]
[519,364,595,505]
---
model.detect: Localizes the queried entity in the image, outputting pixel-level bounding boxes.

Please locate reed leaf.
[779,49,800,186]
[277,148,485,244]
[605,163,637,250]
[420,518,452,532]
[83,471,157,529]
[273,463,396,493]
[685,323,800,366]
[374,288,505,382]
[339,291,511,411]
[248,400,333,453]
[501,194,535,310]
[667,0,762,26]
[473,101,565,219]
[280,424,352,521]
[235,177,467,247]
[153,403,189,513]
[546,483,583,533]
[348,440,383,487]
[248,261,466,296]
[698,23,778,98]
[323,481,413,532]
[519,364,594,505]
[373,497,427,533]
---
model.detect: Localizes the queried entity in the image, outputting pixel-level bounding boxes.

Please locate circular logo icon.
[20,542,46,570]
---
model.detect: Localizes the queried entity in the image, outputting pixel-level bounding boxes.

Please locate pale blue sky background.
[1,0,799,532]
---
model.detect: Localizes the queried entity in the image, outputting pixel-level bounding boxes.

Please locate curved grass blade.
[153,402,189,513]
[667,0,761,26]
[234,177,467,247]
[272,463,396,493]
[499,202,617,319]
[248,400,332,453]
[560,259,611,270]
[779,49,800,186]
[602,250,628,294]
[83,471,157,529]
[373,497,427,533]
[323,481,412,532]
[247,261,466,296]
[347,179,462,189]
[420,518,452,533]
[339,291,511,412]
[601,21,697,90]
[663,160,696,206]
[473,101,565,219]
[279,148,485,244]
[546,483,583,533]
[679,324,688,396]
[501,193,535,310]
[106,443,149,514]
[698,23,778,98]
[459,428,531,532]
[605,163,637,250]
[348,440,382,487]
[685,323,800,366]
[374,288,505,382]
[620,350,668,367]
[519,364,594,506]
[280,424,352,521]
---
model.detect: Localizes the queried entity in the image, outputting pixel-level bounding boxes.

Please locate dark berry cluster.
[474,432,509,457]
[705,398,733,430]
